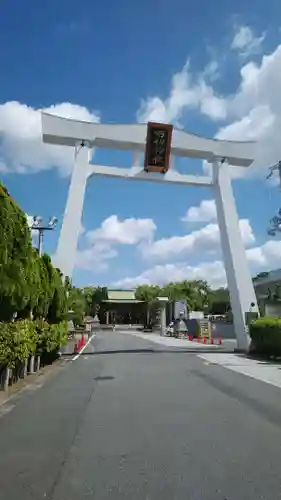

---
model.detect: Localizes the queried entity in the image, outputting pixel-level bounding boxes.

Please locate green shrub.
[249,317,281,357]
[0,319,37,368]
[35,319,67,355]
[39,321,68,365]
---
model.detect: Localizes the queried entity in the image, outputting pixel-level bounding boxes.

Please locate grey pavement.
[0,331,281,499]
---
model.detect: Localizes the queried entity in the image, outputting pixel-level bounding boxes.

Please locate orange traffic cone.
[218,336,222,345]
[210,337,214,345]
[197,336,201,343]
[203,336,207,344]
[81,335,85,347]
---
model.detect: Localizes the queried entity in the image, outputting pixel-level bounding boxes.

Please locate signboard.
[174,300,188,319]
[144,122,173,173]
[189,311,204,320]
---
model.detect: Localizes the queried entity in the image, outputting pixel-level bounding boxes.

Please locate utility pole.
[31,216,58,256]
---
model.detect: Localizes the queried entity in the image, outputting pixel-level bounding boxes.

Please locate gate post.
[213,159,259,351]
[53,142,91,278]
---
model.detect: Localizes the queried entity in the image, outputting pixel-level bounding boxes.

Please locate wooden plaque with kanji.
[144,122,173,173]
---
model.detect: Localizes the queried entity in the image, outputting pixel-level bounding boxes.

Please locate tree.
[33,254,53,319]
[160,280,212,312]
[81,286,94,316]
[209,287,230,314]
[47,267,68,324]
[0,182,33,320]
[67,287,87,326]
[91,286,108,313]
[0,179,70,385]
[135,284,161,325]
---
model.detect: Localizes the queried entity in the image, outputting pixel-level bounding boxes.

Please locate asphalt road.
[1,331,281,499]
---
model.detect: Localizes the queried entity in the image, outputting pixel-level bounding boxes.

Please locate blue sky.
[1,0,281,289]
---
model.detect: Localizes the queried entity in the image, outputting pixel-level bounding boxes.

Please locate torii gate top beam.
[41,113,256,168]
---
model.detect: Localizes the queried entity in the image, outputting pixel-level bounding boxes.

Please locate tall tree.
[67,287,87,326]
[135,284,161,325]
[0,182,33,320]
[91,286,108,315]
[209,287,230,314]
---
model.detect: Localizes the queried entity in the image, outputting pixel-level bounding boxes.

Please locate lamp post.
[31,216,58,256]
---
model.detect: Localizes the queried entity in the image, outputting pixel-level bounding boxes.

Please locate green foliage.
[0,320,37,368]
[0,179,71,377]
[82,286,96,316]
[67,287,87,326]
[0,182,33,320]
[0,318,68,369]
[209,287,230,314]
[34,319,50,356]
[36,320,68,355]
[47,266,67,323]
[249,317,281,357]
[135,284,161,303]
[91,286,108,314]
[66,285,108,325]
[135,281,214,313]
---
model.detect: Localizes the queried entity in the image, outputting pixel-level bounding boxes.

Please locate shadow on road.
[93,376,115,381]
[77,347,232,355]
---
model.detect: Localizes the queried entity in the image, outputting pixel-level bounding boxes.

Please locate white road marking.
[0,404,15,418]
[22,383,43,392]
[72,333,96,361]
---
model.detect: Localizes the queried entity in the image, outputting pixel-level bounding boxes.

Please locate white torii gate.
[41,112,259,351]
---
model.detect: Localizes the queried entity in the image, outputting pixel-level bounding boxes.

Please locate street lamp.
[31,216,58,256]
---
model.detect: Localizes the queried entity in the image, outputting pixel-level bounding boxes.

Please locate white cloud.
[231,25,266,59]
[202,60,220,82]
[86,215,156,245]
[138,38,281,182]
[113,260,226,290]
[181,199,217,223]
[113,238,281,289]
[75,243,117,272]
[75,215,156,271]
[136,61,227,125]
[213,45,281,178]
[142,218,255,261]
[0,101,100,176]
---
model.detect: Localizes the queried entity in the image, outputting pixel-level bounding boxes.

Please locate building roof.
[103,289,143,304]
[107,289,136,301]
[103,299,143,304]
[253,269,281,298]
[253,269,281,287]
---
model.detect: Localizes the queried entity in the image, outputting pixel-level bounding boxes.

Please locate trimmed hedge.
[0,319,68,369]
[249,317,281,357]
